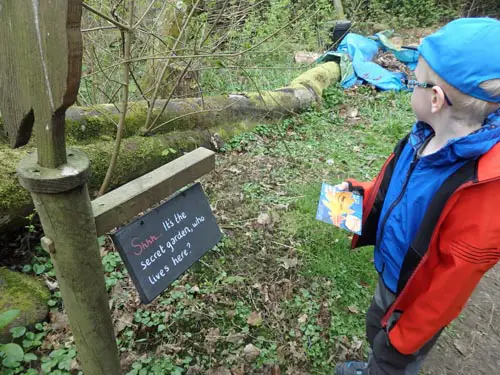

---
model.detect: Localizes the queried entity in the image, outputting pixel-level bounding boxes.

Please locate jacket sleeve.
[388,236,500,355]
[346,178,376,198]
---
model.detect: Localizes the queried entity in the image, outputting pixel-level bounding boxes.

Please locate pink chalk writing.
[130,234,161,256]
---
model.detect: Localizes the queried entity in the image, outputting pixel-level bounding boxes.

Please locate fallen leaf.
[115,312,134,334]
[347,305,359,314]
[204,327,220,354]
[230,365,245,375]
[280,257,298,270]
[70,358,80,371]
[206,366,231,375]
[243,343,261,362]
[257,213,272,226]
[228,166,241,175]
[186,366,202,375]
[49,311,70,332]
[190,285,200,293]
[454,339,467,356]
[298,314,308,324]
[44,278,59,291]
[247,311,263,326]
[346,107,359,118]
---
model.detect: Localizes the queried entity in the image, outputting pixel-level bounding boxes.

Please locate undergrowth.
[1,83,416,374]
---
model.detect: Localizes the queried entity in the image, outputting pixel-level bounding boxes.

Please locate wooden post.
[0,1,121,374]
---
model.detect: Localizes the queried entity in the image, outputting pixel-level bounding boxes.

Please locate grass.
[1,84,416,375]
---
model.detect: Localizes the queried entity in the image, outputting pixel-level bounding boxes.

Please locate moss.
[0,144,31,213]
[291,62,341,98]
[0,268,50,342]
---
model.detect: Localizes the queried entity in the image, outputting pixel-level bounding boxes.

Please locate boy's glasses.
[402,79,453,106]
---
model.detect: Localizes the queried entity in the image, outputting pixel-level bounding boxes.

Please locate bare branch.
[82,2,132,31]
[98,0,135,196]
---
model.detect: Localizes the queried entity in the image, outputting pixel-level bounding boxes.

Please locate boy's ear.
[430,86,447,113]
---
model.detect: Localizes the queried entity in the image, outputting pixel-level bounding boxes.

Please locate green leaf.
[2,356,20,368]
[22,264,32,273]
[10,326,26,338]
[0,343,24,363]
[33,263,46,275]
[161,148,177,157]
[98,236,106,246]
[0,310,20,330]
[24,353,37,362]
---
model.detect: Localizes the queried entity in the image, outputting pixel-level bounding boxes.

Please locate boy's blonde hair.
[419,58,500,124]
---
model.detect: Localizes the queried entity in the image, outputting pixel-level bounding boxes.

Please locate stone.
[0,268,50,343]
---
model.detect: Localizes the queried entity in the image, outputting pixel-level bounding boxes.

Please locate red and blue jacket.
[348,108,500,354]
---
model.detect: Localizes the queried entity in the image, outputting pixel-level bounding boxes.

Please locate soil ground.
[423,264,500,375]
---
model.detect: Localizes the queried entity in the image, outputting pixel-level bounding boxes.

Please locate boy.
[334,18,500,375]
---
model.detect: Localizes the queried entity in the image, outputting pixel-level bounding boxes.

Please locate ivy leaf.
[97,236,106,247]
[0,309,20,330]
[22,264,32,273]
[24,353,38,362]
[0,343,24,363]
[33,263,46,275]
[10,326,26,338]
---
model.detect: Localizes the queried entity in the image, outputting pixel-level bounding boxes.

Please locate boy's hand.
[335,182,350,191]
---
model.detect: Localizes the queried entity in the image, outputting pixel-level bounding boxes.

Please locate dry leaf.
[44,278,59,291]
[280,257,298,270]
[186,366,202,375]
[228,166,241,175]
[230,365,245,375]
[257,213,272,226]
[298,314,308,324]
[243,343,261,362]
[347,305,359,314]
[115,312,134,334]
[204,327,220,354]
[346,107,359,118]
[70,358,80,371]
[454,340,467,356]
[49,311,70,332]
[190,285,200,293]
[247,311,263,326]
[206,367,231,375]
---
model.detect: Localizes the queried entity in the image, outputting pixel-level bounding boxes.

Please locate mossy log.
[0,268,50,343]
[0,62,340,231]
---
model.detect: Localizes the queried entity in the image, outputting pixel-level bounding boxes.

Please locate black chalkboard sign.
[111,183,222,304]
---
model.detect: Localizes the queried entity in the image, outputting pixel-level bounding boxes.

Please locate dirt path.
[423,264,500,374]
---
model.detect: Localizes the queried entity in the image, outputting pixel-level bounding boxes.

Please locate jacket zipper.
[381,175,500,327]
[376,154,419,251]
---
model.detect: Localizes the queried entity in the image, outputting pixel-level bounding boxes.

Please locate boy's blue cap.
[418,17,500,103]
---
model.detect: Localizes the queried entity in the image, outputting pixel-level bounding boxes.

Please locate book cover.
[316,182,363,235]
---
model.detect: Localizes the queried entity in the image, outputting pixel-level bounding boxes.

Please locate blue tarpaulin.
[317,31,419,91]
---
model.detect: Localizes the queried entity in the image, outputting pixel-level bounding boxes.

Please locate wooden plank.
[92,147,215,236]
[0,0,82,160]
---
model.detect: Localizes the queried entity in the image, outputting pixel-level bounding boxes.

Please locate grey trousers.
[366,279,441,375]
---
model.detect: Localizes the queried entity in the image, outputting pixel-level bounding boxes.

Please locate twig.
[143,0,202,132]
[82,2,132,31]
[133,0,157,29]
[82,26,118,33]
[98,0,135,196]
[81,0,321,78]
[148,98,244,133]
